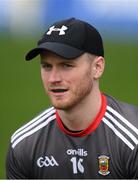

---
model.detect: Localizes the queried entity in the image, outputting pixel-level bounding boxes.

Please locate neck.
[57,89,102,131]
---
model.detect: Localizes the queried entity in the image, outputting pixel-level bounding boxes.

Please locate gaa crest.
[98,155,110,176]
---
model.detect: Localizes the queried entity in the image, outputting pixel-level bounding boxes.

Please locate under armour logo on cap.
[46,25,68,35]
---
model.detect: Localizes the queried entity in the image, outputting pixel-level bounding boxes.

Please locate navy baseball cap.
[25,18,104,60]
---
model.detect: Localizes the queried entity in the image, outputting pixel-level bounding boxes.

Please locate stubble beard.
[48,71,93,111]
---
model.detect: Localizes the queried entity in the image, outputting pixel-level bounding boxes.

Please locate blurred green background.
[1,0,138,178]
[1,35,138,178]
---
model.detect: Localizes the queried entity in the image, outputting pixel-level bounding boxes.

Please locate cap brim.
[25,42,84,61]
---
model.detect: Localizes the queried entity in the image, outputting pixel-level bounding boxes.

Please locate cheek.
[41,71,48,89]
[71,72,92,90]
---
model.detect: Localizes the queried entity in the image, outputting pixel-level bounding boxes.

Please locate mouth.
[48,86,69,95]
[51,89,68,93]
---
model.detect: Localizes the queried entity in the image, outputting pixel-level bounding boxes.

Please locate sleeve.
[6,143,29,179]
[126,145,138,178]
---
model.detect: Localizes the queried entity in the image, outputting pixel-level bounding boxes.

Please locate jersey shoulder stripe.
[11,107,54,139]
[11,107,56,149]
[11,107,55,143]
[107,105,138,135]
[103,117,135,150]
[105,111,138,145]
[103,105,138,150]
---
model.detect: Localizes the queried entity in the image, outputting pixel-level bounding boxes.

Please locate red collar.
[56,93,107,137]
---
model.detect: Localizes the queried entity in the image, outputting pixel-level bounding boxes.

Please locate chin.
[52,103,69,110]
[51,100,73,110]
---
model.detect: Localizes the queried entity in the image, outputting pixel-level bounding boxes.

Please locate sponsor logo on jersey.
[37,156,59,167]
[67,148,88,157]
[98,155,110,176]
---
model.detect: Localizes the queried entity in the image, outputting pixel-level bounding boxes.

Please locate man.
[6,18,138,179]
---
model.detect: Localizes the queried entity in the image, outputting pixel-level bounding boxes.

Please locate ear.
[92,56,105,79]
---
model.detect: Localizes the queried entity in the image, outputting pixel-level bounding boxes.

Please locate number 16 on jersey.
[70,157,84,174]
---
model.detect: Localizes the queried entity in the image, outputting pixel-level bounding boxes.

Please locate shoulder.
[105,94,138,126]
[11,107,56,149]
[103,94,138,150]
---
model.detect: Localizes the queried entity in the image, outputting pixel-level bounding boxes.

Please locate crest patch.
[98,155,110,176]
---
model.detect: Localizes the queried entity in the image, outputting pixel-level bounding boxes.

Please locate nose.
[48,68,62,83]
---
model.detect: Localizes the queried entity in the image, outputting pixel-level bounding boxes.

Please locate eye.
[41,62,52,70]
[62,63,74,68]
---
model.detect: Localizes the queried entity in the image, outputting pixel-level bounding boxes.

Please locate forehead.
[40,50,94,63]
[40,51,67,62]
